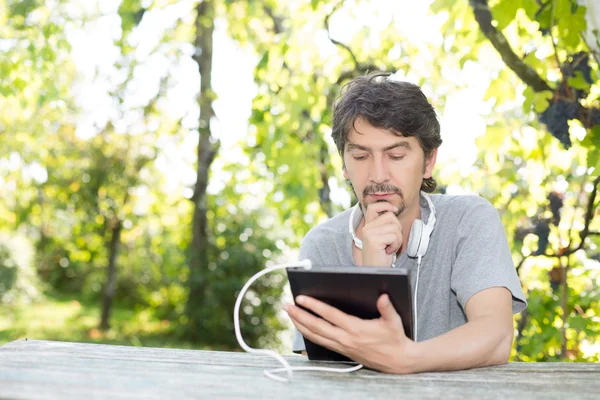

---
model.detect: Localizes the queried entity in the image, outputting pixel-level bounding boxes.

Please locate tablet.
[286,265,413,362]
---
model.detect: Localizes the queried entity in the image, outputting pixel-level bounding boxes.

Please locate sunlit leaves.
[118,0,145,40]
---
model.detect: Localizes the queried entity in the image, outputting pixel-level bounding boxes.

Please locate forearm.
[400,316,513,374]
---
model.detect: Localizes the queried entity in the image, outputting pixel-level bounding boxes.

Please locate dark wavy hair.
[332,71,442,193]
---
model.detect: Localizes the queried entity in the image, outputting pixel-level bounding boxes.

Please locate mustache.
[363,183,403,198]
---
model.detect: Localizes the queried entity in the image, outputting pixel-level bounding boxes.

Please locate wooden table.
[1,339,599,399]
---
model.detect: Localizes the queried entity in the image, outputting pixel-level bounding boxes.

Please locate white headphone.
[348,191,436,341]
[348,191,436,260]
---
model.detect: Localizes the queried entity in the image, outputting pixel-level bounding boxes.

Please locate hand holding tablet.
[286,265,413,362]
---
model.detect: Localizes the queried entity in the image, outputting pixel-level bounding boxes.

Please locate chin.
[361,199,405,216]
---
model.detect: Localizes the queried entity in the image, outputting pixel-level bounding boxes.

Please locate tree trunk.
[185,0,218,340]
[100,217,122,330]
[319,142,333,218]
[561,257,569,359]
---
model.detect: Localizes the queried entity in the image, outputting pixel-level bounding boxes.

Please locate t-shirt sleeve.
[450,199,527,315]
[291,233,325,354]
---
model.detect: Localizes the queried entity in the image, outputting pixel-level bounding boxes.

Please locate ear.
[343,166,348,180]
[423,148,438,179]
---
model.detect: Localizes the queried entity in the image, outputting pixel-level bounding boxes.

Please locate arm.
[284,286,514,374]
[401,286,514,373]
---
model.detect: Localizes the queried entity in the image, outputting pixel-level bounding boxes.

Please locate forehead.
[345,117,419,150]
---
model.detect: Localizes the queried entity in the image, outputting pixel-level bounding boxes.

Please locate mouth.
[368,193,395,201]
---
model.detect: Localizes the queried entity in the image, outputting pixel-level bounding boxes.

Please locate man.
[282,71,527,374]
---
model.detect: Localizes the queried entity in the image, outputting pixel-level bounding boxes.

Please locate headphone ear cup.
[418,224,432,256]
[407,220,424,258]
[353,236,363,250]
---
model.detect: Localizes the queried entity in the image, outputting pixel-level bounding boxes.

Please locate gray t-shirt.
[292,193,527,352]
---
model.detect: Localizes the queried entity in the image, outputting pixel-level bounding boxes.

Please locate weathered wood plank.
[0,339,599,400]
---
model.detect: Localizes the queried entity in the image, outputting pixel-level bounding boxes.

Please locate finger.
[365,204,398,223]
[365,202,399,222]
[377,294,404,329]
[362,217,403,254]
[286,301,347,340]
[295,295,360,333]
[364,212,403,230]
[366,233,401,252]
[363,222,402,236]
[290,317,346,355]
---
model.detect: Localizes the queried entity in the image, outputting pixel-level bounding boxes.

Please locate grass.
[0,293,204,350]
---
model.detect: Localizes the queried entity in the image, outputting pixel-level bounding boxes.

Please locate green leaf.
[118,0,144,38]
[588,148,600,170]
[256,50,269,71]
[13,77,27,91]
[557,4,586,50]
[554,0,572,19]
[521,0,540,20]
[430,0,456,14]
[8,0,39,20]
[535,2,552,29]
[584,128,600,169]
[522,86,535,112]
[567,72,591,91]
[533,91,553,113]
[582,126,600,148]
[491,0,521,31]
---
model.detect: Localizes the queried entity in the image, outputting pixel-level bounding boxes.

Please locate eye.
[389,154,405,161]
[353,154,369,161]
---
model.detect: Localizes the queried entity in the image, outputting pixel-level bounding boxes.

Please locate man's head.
[331,71,442,215]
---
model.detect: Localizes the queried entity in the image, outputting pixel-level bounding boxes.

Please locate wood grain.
[1,339,599,399]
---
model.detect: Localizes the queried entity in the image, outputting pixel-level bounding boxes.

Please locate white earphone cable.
[414,255,421,343]
[234,259,364,382]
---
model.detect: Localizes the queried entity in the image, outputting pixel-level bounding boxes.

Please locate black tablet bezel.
[286,265,413,362]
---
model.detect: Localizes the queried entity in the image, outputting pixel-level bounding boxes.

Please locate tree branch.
[323,1,392,86]
[514,308,529,358]
[577,175,600,244]
[542,175,600,258]
[565,171,588,251]
[325,1,359,69]
[469,0,552,92]
[515,176,599,265]
[335,67,380,85]
[263,5,284,35]
[470,0,600,132]
[515,253,531,274]
[580,33,600,67]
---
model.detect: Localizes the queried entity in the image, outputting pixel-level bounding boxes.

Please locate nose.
[369,153,389,184]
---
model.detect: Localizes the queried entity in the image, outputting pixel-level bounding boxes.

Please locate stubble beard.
[359,183,405,217]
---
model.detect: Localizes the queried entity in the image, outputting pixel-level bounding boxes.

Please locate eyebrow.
[346,141,412,152]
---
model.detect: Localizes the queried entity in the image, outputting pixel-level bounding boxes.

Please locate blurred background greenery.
[1,0,600,362]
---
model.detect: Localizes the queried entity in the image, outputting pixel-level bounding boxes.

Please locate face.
[343,117,437,216]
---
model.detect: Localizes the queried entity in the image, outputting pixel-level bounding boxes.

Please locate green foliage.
[2,0,600,363]
[118,0,145,39]
[426,0,600,361]
[190,205,288,349]
[0,244,18,300]
[0,292,201,349]
[460,88,600,361]
[0,234,43,304]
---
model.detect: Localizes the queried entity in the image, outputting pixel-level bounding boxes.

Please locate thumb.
[377,294,403,328]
